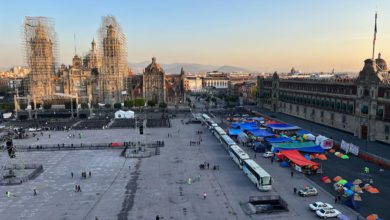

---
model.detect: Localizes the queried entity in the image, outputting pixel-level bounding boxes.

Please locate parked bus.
[229,144,250,169]
[242,159,272,191]
[213,126,226,140]
[220,134,237,151]
[201,114,210,122]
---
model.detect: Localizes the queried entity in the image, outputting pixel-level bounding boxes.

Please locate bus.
[242,159,272,191]
[229,144,250,169]
[201,114,210,122]
[220,134,237,151]
[213,126,226,140]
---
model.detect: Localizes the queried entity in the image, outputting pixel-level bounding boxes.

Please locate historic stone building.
[25,20,56,102]
[143,57,165,104]
[257,54,390,144]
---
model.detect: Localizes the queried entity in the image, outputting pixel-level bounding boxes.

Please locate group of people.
[75,185,82,192]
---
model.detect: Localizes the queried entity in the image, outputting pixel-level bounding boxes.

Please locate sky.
[0,0,389,72]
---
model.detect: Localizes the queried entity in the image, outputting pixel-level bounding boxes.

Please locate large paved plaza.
[0,118,360,220]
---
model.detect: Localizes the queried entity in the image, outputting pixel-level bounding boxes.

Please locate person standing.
[291,171,294,178]
[156,215,160,220]
[71,172,73,178]
[293,187,297,194]
[34,189,37,196]
[203,192,207,200]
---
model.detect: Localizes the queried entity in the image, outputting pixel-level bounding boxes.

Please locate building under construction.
[97,16,128,104]
[22,16,58,103]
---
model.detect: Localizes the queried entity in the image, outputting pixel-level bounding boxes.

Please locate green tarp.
[272,141,316,149]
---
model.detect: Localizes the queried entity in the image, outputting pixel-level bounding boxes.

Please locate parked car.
[309,202,333,211]
[263,151,274,158]
[315,208,341,219]
[298,186,318,197]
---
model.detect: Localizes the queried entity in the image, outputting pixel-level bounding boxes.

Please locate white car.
[309,202,333,211]
[263,151,274,158]
[315,208,341,219]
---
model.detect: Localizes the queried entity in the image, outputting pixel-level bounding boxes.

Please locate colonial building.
[143,57,165,104]
[257,54,390,144]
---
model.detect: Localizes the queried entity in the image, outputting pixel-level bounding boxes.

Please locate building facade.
[257,55,390,144]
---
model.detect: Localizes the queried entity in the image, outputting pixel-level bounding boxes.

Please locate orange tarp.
[333,176,342,182]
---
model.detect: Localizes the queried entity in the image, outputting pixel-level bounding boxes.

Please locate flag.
[373,12,377,44]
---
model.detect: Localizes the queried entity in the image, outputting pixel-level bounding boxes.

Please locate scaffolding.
[97,16,128,104]
[22,16,59,102]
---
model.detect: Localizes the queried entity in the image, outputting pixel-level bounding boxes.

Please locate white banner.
[340,140,350,152]
[349,144,359,156]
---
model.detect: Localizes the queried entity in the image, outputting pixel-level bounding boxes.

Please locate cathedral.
[23,16,185,108]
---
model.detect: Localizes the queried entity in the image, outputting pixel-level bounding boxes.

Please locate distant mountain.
[128,61,250,74]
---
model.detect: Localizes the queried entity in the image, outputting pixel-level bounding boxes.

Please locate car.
[263,151,274,158]
[309,202,333,211]
[298,186,318,197]
[315,208,341,219]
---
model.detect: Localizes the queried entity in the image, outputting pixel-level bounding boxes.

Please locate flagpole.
[372,12,377,60]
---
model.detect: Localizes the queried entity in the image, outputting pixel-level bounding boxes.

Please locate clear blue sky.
[0,0,389,72]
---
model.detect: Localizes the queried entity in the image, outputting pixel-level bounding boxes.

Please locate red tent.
[280,150,319,167]
[111,142,123,147]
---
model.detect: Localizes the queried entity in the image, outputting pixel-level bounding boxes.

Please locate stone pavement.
[0,117,362,219]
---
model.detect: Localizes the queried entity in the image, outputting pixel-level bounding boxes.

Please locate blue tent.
[265,137,291,143]
[228,128,242,136]
[296,129,310,135]
[249,129,274,138]
[274,146,325,153]
[280,161,290,167]
[240,124,258,131]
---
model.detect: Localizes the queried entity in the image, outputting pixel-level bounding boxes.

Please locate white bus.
[213,126,226,140]
[242,159,272,191]
[201,114,210,122]
[220,134,237,151]
[229,144,250,169]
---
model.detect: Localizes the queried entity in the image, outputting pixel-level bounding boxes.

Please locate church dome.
[145,57,164,73]
[375,53,388,71]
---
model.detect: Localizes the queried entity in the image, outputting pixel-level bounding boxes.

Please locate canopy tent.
[228,128,242,136]
[264,137,291,143]
[279,150,319,167]
[276,146,325,153]
[251,117,264,123]
[267,123,300,131]
[296,129,310,135]
[114,110,134,119]
[240,124,259,131]
[271,141,324,153]
[315,135,334,149]
[111,142,123,147]
[237,132,249,143]
[248,129,274,138]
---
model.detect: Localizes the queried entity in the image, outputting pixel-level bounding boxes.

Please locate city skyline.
[1,0,390,72]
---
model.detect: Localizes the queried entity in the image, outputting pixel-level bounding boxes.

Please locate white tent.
[115,110,134,119]
[315,135,334,149]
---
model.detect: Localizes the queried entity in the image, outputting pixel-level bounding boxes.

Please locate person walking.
[89,171,91,177]
[290,171,294,178]
[34,189,37,196]
[203,192,207,200]
[254,153,257,158]
[293,187,297,194]
[334,196,338,203]
[271,157,274,164]
[207,163,210,169]
[71,172,73,178]
[156,215,160,220]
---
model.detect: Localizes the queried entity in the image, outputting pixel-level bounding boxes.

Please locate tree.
[147,100,156,107]
[159,102,167,109]
[114,103,122,109]
[124,100,134,108]
[105,103,111,109]
[134,98,145,107]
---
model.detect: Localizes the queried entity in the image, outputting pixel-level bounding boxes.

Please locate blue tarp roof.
[248,129,274,137]
[296,129,310,135]
[265,137,291,143]
[267,123,300,130]
[228,128,242,136]
[240,124,258,131]
[274,146,325,153]
[251,117,264,121]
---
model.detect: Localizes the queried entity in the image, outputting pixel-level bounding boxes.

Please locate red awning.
[280,150,319,167]
[111,142,123,147]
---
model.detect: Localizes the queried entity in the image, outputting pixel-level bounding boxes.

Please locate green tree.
[159,102,167,109]
[134,98,145,107]
[147,100,156,107]
[124,100,134,108]
[114,103,122,109]
[105,103,111,109]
